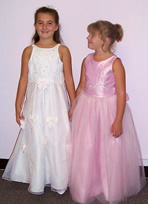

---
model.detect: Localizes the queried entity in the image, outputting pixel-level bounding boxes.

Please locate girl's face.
[87,30,104,51]
[35,12,58,40]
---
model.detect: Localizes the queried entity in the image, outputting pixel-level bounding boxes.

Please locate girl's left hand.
[111,120,123,137]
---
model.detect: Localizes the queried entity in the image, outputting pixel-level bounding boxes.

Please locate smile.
[41,31,49,33]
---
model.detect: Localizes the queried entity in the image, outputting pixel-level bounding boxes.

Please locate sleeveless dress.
[70,54,146,204]
[2,44,71,194]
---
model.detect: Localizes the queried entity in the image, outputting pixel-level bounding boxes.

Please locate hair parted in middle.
[32,6,62,44]
[87,20,123,51]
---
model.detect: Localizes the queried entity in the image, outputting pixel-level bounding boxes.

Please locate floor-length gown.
[70,54,146,204]
[3,44,71,194]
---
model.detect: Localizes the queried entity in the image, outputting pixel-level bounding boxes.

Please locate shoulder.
[59,44,70,54]
[83,53,93,65]
[82,57,87,64]
[23,45,32,53]
[85,53,93,61]
[85,53,93,58]
[113,57,123,67]
[58,44,71,62]
[112,57,125,72]
[22,45,33,58]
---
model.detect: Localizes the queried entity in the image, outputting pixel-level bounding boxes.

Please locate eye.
[37,21,43,25]
[47,21,53,25]
[88,32,95,37]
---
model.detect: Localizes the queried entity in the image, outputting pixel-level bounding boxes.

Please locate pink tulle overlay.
[70,92,146,204]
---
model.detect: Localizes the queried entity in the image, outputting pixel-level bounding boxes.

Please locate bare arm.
[111,58,126,137]
[15,46,32,125]
[75,58,86,97]
[59,45,75,106]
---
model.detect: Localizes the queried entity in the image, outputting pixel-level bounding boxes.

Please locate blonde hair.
[87,20,123,51]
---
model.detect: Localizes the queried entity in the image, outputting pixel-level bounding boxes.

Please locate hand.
[16,107,24,126]
[68,108,73,121]
[111,120,123,138]
[68,102,76,121]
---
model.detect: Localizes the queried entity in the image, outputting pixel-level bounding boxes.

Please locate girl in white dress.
[2,6,75,195]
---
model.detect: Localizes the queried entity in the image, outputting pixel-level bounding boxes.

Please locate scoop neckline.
[33,44,59,49]
[92,53,115,62]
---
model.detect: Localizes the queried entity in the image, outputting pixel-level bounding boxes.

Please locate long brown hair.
[32,7,61,44]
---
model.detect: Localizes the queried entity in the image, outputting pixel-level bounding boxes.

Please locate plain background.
[0,0,148,165]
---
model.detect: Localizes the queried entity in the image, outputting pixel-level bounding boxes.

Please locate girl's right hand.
[16,107,24,126]
[68,107,73,121]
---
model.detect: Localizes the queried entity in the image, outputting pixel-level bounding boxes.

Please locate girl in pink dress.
[70,20,146,204]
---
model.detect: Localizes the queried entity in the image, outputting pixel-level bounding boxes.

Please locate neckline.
[33,44,59,49]
[92,53,115,63]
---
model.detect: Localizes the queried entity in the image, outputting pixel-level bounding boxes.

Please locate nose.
[43,24,47,29]
[87,35,90,40]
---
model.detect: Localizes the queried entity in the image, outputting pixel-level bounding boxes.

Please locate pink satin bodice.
[84,54,117,98]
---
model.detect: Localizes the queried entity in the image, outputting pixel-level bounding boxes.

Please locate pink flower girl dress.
[70,53,146,204]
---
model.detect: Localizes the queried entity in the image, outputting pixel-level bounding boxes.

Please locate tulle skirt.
[70,91,146,204]
[2,81,71,194]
